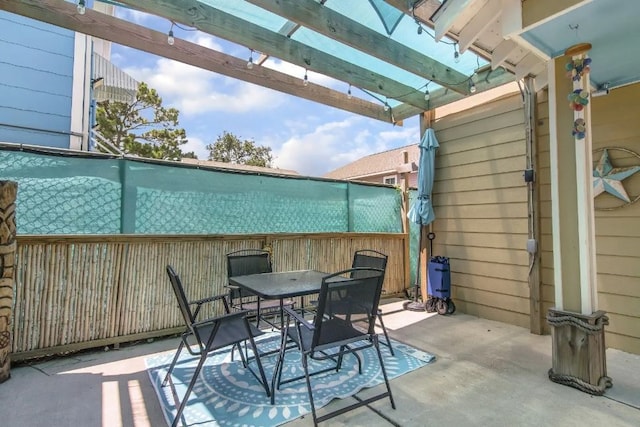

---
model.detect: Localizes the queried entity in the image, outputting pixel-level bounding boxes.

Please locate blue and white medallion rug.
[146,333,435,426]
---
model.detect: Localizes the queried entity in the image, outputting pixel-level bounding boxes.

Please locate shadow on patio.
[1,300,639,427]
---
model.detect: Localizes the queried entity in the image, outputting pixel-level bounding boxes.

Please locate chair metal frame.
[351,249,394,355]
[271,267,396,425]
[164,265,270,427]
[226,249,294,329]
[309,249,394,355]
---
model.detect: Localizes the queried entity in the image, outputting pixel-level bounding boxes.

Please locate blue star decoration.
[593,149,640,202]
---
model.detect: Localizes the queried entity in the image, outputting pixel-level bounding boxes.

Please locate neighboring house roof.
[323,144,419,180]
[181,158,300,176]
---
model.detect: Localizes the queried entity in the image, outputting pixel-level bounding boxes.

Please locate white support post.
[548,42,598,314]
[568,48,598,315]
[70,32,91,151]
[547,59,564,311]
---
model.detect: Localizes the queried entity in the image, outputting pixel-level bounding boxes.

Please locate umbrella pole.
[404,224,428,311]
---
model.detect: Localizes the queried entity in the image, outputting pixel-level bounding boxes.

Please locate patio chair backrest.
[166,265,196,328]
[313,267,385,346]
[351,249,388,279]
[227,249,272,278]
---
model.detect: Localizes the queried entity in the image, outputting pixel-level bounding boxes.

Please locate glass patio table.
[228,269,328,329]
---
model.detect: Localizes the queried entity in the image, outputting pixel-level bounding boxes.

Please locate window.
[383,175,397,185]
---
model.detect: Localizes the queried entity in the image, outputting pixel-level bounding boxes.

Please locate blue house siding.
[0,12,75,148]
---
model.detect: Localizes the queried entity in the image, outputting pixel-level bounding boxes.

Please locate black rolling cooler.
[427,256,455,315]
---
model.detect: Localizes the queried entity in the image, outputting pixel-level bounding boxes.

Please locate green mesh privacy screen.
[0,148,403,235]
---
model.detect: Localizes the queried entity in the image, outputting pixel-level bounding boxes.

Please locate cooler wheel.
[447,299,456,314]
[436,299,448,315]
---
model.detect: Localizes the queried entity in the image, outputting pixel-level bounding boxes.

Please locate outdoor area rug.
[146,332,435,427]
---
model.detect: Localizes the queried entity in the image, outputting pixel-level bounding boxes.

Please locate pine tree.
[96,82,195,160]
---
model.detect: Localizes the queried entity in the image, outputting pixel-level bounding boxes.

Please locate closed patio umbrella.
[405,128,439,311]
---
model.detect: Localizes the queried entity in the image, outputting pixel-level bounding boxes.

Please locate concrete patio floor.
[1,301,639,427]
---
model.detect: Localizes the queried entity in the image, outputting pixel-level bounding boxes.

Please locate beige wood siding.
[536,83,640,355]
[433,94,530,327]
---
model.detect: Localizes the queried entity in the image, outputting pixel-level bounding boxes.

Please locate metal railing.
[90,128,124,155]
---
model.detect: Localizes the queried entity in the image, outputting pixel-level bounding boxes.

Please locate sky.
[109,7,422,178]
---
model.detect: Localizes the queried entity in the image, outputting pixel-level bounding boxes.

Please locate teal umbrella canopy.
[408,128,439,226]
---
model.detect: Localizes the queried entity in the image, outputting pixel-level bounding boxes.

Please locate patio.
[0,1,639,425]
[2,301,638,427]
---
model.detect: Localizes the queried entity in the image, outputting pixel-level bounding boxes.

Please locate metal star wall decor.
[592,148,640,203]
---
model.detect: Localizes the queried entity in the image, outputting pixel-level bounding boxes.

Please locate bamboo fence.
[12,233,407,361]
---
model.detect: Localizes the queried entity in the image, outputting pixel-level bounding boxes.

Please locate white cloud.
[184,33,224,51]
[182,83,285,115]
[263,58,341,89]
[379,126,418,143]
[273,117,417,177]
[182,135,209,159]
[121,57,288,115]
[115,8,154,25]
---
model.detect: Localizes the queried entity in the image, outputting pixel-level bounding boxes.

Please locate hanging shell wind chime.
[564,43,592,140]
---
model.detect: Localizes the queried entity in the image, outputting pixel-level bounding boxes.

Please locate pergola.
[2,0,639,393]
[3,1,633,121]
[3,0,635,123]
[1,0,519,124]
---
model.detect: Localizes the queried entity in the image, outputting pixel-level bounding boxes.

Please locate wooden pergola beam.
[0,0,394,123]
[391,104,424,122]
[392,66,514,121]
[254,0,328,66]
[255,21,299,66]
[113,0,432,111]
[245,0,471,95]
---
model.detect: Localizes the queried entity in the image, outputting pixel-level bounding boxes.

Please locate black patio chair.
[272,267,395,425]
[163,265,270,427]
[351,249,394,355]
[226,249,294,329]
[309,249,394,355]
